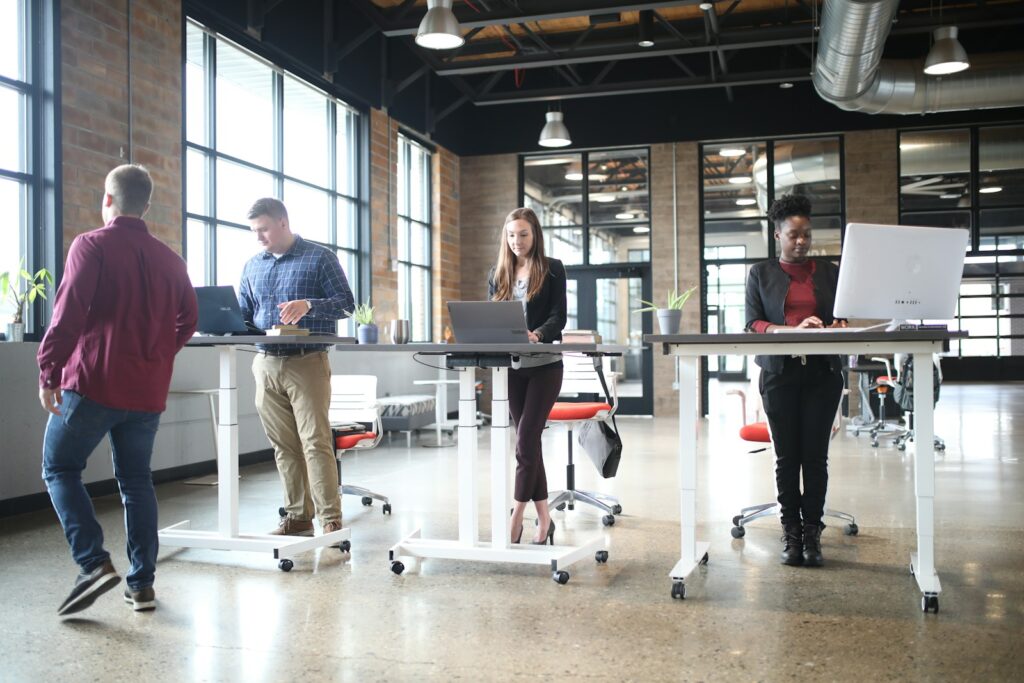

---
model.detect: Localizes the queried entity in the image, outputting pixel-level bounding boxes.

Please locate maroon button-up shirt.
[37,216,198,412]
[750,260,817,333]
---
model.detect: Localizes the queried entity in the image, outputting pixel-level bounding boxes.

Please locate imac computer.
[833,223,968,328]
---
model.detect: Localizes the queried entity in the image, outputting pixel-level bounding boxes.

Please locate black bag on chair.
[576,360,622,478]
[894,356,941,412]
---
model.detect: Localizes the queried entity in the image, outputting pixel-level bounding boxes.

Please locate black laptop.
[447,301,530,343]
[195,285,263,335]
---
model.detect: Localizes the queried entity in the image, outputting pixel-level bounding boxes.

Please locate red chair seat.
[334,431,377,450]
[548,402,612,421]
[739,422,771,443]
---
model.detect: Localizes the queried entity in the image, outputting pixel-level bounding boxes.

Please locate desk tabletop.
[646,330,963,356]
[187,337,626,355]
[187,335,356,346]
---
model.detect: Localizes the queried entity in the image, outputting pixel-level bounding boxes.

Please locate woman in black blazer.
[745,194,846,567]
[488,207,567,545]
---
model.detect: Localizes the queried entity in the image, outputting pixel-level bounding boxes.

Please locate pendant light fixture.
[538,107,571,148]
[637,10,655,48]
[923,26,970,75]
[415,0,465,50]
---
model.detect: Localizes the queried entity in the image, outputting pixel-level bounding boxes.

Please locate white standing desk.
[160,336,356,571]
[367,343,625,584]
[646,330,956,611]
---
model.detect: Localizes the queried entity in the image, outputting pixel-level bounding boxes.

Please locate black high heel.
[532,520,555,545]
[512,522,524,544]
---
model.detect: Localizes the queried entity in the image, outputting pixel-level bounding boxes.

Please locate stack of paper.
[266,324,309,336]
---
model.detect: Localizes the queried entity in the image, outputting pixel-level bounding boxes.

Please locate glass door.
[566,266,653,415]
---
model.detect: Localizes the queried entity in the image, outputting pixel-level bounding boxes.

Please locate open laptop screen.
[447,301,530,343]
[195,285,250,334]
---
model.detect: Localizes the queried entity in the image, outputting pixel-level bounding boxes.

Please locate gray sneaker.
[124,586,156,612]
[57,560,121,616]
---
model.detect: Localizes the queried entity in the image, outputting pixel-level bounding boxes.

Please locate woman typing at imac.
[488,207,567,545]
[744,194,845,567]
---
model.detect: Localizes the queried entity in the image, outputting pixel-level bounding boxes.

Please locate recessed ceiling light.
[979,186,1003,194]
[699,2,714,11]
[615,212,634,220]
[728,176,753,185]
[735,198,757,206]
[940,193,960,200]
[633,226,650,234]
[719,147,745,157]
[589,174,608,182]
[564,172,584,181]
[620,185,628,191]
[594,193,616,203]
[523,156,575,166]
[779,82,794,89]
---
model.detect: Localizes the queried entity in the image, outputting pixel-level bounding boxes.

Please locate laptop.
[447,301,530,343]
[195,285,262,335]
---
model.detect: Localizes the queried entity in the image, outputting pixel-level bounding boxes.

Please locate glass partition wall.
[521,148,653,414]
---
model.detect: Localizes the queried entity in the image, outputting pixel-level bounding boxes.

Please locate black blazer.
[745,258,844,374]
[487,257,567,343]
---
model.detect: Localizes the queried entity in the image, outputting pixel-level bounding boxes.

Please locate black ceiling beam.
[704,5,734,102]
[378,0,707,37]
[474,68,813,104]
[246,0,287,39]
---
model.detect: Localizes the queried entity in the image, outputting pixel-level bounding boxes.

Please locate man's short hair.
[247,197,289,222]
[105,164,152,216]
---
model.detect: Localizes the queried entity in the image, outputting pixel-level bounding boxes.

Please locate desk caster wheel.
[700,552,709,566]
[853,428,860,437]
[553,570,570,585]
[361,496,373,506]
[611,504,622,515]
[909,561,915,575]
[871,440,879,448]
[390,561,405,575]
[595,550,609,564]
[602,514,615,527]
[897,443,906,452]
[844,523,859,536]
[556,503,566,512]
[732,515,742,526]
[278,559,293,572]
[278,507,287,518]
[936,443,946,452]
[383,503,392,515]
[922,595,939,613]
[339,540,351,553]
[671,582,685,600]
[731,525,745,539]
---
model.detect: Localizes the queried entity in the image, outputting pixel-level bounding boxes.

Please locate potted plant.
[349,301,378,344]
[635,285,697,335]
[1,262,53,342]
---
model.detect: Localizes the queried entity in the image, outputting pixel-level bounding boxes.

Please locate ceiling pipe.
[813,0,1024,114]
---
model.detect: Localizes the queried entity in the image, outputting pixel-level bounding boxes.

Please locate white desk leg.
[911,352,941,611]
[458,367,478,544]
[670,355,709,598]
[217,346,239,538]
[490,367,510,549]
[435,376,444,445]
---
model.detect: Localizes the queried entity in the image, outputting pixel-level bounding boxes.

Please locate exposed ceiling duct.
[813,0,1024,114]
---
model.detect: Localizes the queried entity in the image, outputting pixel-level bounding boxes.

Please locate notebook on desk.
[447,301,530,343]
[778,322,890,334]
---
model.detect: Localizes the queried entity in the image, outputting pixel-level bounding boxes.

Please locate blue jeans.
[42,391,162,589]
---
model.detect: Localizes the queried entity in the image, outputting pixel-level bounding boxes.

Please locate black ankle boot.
[780,522,804,566]
[803,522,824,567]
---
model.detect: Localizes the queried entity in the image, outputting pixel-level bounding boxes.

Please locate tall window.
[396,134,432,341]
[0,0,32,324]
[899,125,1024,358]
[184,21,362,329]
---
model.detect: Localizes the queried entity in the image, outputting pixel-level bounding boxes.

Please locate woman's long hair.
[492,207,549,302]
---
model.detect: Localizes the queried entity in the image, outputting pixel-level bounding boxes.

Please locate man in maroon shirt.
[37,165,197,616]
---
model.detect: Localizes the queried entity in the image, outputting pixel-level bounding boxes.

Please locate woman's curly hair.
[767,194,812,228]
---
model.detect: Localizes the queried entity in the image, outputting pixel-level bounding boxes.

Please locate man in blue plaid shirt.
[239,197,354,537]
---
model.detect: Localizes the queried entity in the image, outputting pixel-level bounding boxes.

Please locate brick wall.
[60,0,182,255]
[845,129,899,226]
[459,154,518,301]
[433,146,460,339]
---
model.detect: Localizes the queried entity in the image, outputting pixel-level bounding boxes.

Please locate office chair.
[727,370,858,539]
[545,349,621,527]
[892,354,946,452]
[864,356,910,448]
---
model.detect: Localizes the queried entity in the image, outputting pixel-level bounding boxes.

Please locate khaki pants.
[252,351,341,524]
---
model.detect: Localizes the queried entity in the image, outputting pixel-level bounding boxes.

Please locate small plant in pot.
[635,285,697,335]
[349,301,378,344]
[1,261,53,342]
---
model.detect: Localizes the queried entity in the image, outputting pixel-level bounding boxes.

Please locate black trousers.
[507,361,563,502]
[759,357,844,526]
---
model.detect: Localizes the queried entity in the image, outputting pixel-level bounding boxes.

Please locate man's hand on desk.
[39,387,63,416]
[277,299,312,325]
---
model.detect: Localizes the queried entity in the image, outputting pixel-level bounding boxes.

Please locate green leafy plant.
[1,261,53,324]
[348,301,376,326]
[634,285,697,313]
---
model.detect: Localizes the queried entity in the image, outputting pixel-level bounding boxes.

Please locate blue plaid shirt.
[238,236,354,353]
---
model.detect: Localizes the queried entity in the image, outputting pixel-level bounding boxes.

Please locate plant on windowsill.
[1,261,53,343]
[634,285,697,336]
[348,300,378,344]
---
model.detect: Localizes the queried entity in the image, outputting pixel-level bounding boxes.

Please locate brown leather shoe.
[269,517,314,536]
[322,520,344,534]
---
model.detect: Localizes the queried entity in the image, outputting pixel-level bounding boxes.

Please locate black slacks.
[507,361,563,503]
[759,357,844,526]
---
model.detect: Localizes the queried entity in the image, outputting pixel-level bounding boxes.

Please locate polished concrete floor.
[1,383,1022,682]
